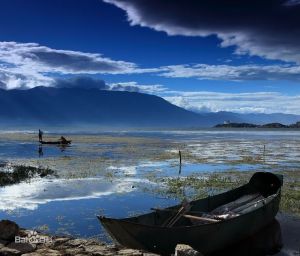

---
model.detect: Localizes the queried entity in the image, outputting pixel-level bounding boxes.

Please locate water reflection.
[178,150,182,175]
[59,144,69,152]
[38,145,43,157]
[37,143,70,157]
[212,219,282,256]
[0,177,140,211]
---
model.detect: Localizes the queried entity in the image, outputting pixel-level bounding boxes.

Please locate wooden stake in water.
[179,150,182,175]
[263,145,266,163]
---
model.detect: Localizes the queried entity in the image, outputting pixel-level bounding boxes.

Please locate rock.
[106,244,119,251]
[101,252,117,256]
[84,244,110,255]
[175,244,203,256]
[20,253,42,256]
[18,229,32,238]
[0,220,20,241]
[82,239,101,247]
[23,248,62,256]
[0,239,9,246]
[0,246,21,256]
[7,242,36,254]
[64,247,85,255]
[66,238,87,247]
[52,237,70,247]
[118,248,142,255]
[130,252,143,256]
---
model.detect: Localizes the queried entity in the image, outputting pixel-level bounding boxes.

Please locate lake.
[0,129,299,240]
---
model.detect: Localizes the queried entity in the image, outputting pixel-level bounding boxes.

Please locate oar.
[161,199,191,227]
[151,207,206,215]
[152,208,224,223]
[182,214,220,223]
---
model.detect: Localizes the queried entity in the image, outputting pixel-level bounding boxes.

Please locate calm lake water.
[0,129,299,240]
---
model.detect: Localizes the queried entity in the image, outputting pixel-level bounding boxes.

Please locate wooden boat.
[98,172,282,255]
[40,140,71,145]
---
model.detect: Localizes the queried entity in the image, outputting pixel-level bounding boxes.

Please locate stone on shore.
[0,220,20,241]
[0,246,22,256]
[51,237,70,247]
[0,239,9,247]
[22,248,62,256]
[175,244,203,256]
[118,248,143,255]
[65,238,88,247]
[0,219,161,256]
[7,242,36,254]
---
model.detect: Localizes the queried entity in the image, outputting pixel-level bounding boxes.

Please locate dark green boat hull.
[98,172,282,255]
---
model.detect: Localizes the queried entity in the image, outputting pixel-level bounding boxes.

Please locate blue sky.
[0,0,300,114]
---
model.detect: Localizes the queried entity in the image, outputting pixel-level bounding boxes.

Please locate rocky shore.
[0,220,203,256]
[0,220,161,256]
[1,213,299,256]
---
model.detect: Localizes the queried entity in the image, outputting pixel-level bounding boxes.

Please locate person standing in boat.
[38,129,43,142]
[60,136,68,143]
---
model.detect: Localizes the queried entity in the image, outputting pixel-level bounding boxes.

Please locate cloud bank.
[2,41,300,90]
[163,91,300,115]
[104,0,300,63]
[0,41,151,89]
[53,77,166,94]
[159,64,300,81]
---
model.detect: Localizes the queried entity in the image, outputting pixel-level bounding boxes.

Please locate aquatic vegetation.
[146,170,300,216]
[0,164,57,186]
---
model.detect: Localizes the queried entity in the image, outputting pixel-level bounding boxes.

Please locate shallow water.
[0,129,299,239]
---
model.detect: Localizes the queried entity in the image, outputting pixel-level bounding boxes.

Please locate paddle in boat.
[97,172,282,255]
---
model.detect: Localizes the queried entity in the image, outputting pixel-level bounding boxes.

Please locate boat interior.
[125,172,282,227]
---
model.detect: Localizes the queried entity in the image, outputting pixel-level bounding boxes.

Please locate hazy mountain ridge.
[0,87,299,128]
[0,87,204,128]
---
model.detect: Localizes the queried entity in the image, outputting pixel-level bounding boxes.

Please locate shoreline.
[0,212,299,256]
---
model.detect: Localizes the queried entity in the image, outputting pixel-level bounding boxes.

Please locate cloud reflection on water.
[0,177,138,211]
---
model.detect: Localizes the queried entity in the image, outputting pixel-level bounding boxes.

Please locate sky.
[0,0,300,114]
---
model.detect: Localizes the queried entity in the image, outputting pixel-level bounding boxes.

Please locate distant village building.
[224,120,231,125]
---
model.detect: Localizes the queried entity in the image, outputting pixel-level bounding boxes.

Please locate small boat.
[40,140,71,145]
[98,172,282,255]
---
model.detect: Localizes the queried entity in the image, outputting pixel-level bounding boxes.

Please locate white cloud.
[0,41,140,74]
[108,81,167,93]
[0,41,157,89]
[2,41,300,90]
[158,64,300,81]
[162,91,300,115]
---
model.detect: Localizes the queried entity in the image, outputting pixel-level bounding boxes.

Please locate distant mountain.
[215,122,300,128]
[0,87,299,129]
[218,111,300,125]
[0,87,205,128]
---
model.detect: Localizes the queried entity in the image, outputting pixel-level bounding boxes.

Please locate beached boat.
[40,140,71,145]
[98,172,282,255]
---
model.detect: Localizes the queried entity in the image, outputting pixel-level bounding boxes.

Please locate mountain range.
[0,87,299,129]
